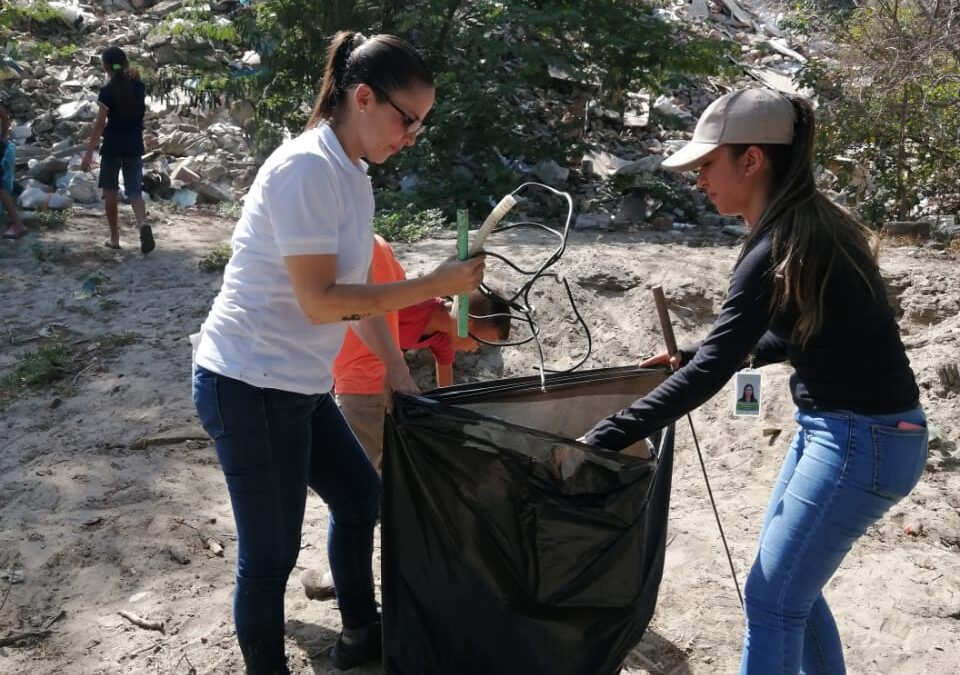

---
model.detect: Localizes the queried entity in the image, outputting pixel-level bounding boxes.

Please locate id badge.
[734,369,762,417]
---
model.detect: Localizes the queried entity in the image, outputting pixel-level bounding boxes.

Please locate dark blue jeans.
[740,407,927,674]
[193,365,380,675]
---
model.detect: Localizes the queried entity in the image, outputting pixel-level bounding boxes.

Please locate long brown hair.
[733,96,879,345]
[305,31,433,129]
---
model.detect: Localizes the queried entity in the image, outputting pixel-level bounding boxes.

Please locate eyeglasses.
[379,91,425,136]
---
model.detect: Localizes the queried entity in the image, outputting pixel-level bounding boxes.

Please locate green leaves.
[808,0,960,221]
[165,1,729,217]
[373,205,446,243]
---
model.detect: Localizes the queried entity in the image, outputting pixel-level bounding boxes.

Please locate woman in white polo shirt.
[192,31,483,674]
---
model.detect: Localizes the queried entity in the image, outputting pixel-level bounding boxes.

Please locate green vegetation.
[2,344,68,388]
[373,205,445,243]
[216,201,243,220]
[0,343,68,407]
[198,244,233,272]
[32,209,71,228]
[76,271,109,299]
[0,0,61,29]
[156,0,730,228]
[793,1,960,224]
[29,241,68,263]
[0,333,140,408]
[27,40,78,60]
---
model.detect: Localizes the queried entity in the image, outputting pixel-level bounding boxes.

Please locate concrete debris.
[0,0,945,239]
[575,213,611,231]
[582,150,662,178]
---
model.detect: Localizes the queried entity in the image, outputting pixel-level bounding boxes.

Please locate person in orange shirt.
[303,236,511,600]
[332,235,511,472]
[398,292,510,389]
[331,235,408,470]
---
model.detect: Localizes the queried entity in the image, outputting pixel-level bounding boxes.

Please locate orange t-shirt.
[333,236,406,394]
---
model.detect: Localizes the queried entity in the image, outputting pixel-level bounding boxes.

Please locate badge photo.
[734,370,762,417]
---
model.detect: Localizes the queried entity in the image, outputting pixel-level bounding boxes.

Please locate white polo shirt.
[195,124,374,394]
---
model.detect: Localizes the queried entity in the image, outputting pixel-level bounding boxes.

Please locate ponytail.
[101,46,135,117]
[305,32,433,129]
[307,31,365,128]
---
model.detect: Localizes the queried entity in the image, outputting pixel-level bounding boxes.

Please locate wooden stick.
[651,285,678,358]
[72,359,98,385]
[118,610,165,633]
[650,284,745,608]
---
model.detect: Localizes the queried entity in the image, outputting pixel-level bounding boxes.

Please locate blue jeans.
[740,407,927,675]
[193,365,380,675]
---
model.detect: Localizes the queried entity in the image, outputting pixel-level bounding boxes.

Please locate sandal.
[139,224,155,254]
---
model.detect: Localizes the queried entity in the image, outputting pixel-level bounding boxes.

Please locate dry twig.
[118,609,165,634]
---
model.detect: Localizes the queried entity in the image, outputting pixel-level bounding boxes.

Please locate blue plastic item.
[2,141,14,189]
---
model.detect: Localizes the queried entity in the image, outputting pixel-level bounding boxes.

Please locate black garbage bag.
[382,366,675,675]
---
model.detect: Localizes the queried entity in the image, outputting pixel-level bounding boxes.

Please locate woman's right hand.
[639,351,681,370]
[429,254,485,296]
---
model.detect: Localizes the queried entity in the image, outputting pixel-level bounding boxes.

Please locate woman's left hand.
[385,363,420,399]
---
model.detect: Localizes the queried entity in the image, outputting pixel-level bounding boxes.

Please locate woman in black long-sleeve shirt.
[581,89,928,675]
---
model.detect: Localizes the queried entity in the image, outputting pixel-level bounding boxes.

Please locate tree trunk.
[380,0,395,31]
[434,0,464,56]
[322,0,335,36]
[895,83,910,219]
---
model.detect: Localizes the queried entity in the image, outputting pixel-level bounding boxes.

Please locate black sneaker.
[139,224,155,254]
[330,619,382,670]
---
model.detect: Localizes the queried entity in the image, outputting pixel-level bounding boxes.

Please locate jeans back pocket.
[193,366,225,439]
[870,424,928,500]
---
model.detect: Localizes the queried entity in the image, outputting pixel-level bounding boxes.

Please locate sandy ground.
[1,205,958,675]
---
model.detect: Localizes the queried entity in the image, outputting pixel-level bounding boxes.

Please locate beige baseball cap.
[661,89,796,171]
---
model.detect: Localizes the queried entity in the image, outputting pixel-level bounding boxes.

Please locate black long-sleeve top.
[584,232,920,451]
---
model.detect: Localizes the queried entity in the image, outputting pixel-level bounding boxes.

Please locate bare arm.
[284,253,483,325]
[435,361,453,388]
[352,316,419,396]
[82,105,109,170]
[347,262,419,396]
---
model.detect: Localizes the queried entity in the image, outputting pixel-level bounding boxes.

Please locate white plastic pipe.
[469,194,517,256]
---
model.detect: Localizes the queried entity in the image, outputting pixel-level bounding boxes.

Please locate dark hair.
[469,290,512,341]
[101,46,135,117]
[739,383,756,402]
[731,96,879,345]
[305,31,434,129]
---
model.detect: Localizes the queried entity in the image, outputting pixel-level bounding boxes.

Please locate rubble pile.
[498,0,870,234]
[2,0,254,216]
[0,0,881,235]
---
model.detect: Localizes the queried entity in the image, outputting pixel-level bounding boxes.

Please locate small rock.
[649,213,674,231]
[575,212,611,231]
[168,545,192,565]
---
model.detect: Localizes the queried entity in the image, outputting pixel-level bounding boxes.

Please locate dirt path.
[1,209,958,674]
